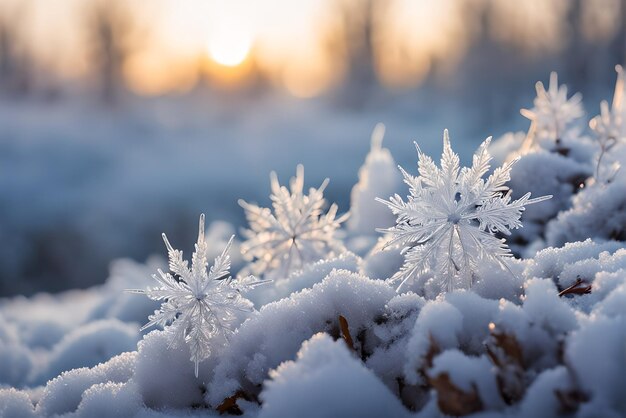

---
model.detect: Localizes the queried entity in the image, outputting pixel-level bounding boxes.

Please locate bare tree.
[330,0,383,108]
[85,0,136,105]
[0,4,32,97]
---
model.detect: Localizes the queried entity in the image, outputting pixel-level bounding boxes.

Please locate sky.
[2,0,621,98]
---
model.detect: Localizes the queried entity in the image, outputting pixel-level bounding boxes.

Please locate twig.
[558,278,591,297]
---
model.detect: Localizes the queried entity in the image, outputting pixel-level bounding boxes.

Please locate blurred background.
[0,0,623,296]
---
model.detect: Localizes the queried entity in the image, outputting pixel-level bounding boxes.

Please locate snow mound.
[43,319,139,383]
[37,351,136,416]
[249,251,361,306]
[207,269,395,406]
[0,388,36,418]
[347,123,402,237]
[259,333,409,418]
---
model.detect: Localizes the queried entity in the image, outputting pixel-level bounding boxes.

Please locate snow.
[37,352,136,416]
[429,349,503,410]
[259,333,409,418]
[43,319,139,384]
[518,366,574,418]
[347,123,403,237]
[248,251,361,307]
[0,341,33,388]
[546,170,626,246]
[526,239,622,280]
[366,293,426,392]
[76,381,143,418]
[0,389,36,418]
[133,330,207,409]
[566,315,626,417]
[1,70,626,417]
[404,299,464,385]
[206,269,396,406]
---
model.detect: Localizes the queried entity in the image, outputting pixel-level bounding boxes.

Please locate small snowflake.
[521,71,583,143]
[129,214,266,377]
[589,65,624,182]
[239,165,348,278]
[377,130,551,293]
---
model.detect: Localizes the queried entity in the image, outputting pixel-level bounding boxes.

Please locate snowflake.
[521,71,583,144]
[239,164,348,278]
[129,214,266,377]
[589,65,624,182]
[377,130,551,293]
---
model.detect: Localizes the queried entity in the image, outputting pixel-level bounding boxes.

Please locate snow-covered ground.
[1,71,626,417]
[0,90,488,296]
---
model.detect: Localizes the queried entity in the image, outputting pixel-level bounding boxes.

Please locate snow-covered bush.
[544,67,626,248]
[495,73,594,255]
[2,70,626,418]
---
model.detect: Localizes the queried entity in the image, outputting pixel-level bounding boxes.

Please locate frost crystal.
[239,165,348,278]
[129,214,265,377]
[521,71,583,143]
[589,65,624,182]
[377,130,551,293]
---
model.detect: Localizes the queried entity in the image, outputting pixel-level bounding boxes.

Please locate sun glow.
[207,25,252,67]
[205,4,254,68]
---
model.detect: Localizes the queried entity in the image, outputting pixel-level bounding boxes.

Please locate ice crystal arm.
[521,72,583,148]
[378,130,551,294]
[128,214,266,377]
[239,165,347,278]
[590,65,625,182]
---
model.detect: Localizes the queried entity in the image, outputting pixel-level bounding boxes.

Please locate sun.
[207,24,253,67]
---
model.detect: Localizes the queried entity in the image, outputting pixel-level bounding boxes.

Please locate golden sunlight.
[0,0,596,98]
[206,20,253,67]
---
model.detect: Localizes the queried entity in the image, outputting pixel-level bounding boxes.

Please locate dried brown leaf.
[429,372,483,416]
[492,330,524,368]
[216,391,248,415]
[418,333,441,382]
[338,314,355,351]
[424,333,440,370]
[555,388,589,414]
[486,324,526,404]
